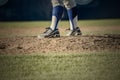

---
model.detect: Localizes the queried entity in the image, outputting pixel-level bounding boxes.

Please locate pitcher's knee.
[63,0,76,9]
[51,0,64,7]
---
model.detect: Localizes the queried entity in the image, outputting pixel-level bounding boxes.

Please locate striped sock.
[50,6,64,30]
[67,6,78,30]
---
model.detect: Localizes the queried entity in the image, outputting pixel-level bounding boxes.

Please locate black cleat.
[66,27,82,36]
[38,27,60,39]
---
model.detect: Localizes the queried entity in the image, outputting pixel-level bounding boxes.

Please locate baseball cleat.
[66,27,82,36]
[38,27,60,39]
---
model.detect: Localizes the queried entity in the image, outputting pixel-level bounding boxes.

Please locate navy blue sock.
[67,6,78,30]
[50,6,64,30]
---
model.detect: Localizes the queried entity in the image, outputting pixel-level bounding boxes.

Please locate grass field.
[0,19,120,28]
[0,19,120,80]
[0,52,120,80]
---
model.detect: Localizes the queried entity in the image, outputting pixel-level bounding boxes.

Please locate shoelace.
[43,27,51,33]
[66,27,79,31]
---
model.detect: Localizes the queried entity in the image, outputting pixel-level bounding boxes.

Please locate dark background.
[0,0,120,21]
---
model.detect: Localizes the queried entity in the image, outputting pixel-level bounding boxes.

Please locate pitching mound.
[0,34,119,54]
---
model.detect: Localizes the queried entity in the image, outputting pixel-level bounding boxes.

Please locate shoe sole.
[38,34,60,39]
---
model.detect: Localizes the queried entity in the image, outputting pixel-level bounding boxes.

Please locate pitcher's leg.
[51,0,63,7]
[37,0,64,39]
[63,0,76,9]
[50,0,64,30]
[67,6,78,30]
[64,0,82,36]
[64,0,77,30]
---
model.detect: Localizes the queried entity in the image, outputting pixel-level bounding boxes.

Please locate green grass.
[78,19,120,27]
[0,19,120,28]
[0,52,120,80]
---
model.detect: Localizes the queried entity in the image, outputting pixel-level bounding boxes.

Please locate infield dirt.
[0,27,120,54]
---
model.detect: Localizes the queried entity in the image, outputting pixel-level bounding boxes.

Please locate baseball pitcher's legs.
[51,0,63,7]
[64,0,78,30]
[63,0,82,36]
[50,0,64,30]
[50,6,64,30]
[66,7,82,36]
[63,0,76,9]
[38,0,82,38]
[67,6,78,30]
[38,0,63,39]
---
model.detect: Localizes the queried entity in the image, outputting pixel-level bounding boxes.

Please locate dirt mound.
[0,34,120,54]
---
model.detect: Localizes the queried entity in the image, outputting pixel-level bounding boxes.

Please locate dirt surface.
[0,27,120,54]
[0,34,120,54]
